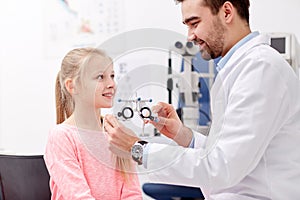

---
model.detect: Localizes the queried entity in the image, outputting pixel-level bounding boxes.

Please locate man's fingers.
[152,102,176,118]
[152,103,163,114]
[104,114,119,128]
[152,116,167,125]
[103,121,114,133]
[152,102,171,113]
[147,116,167,131]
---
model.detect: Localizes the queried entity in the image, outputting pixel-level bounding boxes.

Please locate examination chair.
[0,154,51,200]
[143,183,205,200]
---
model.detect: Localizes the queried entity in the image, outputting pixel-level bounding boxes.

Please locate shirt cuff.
[188,135,195,148]
[142,135,195,169]
[192,130,207,148]
[142,143,149,168]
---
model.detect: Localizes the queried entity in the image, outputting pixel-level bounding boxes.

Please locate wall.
[250,0,300,37]
[0,1,58,154]
[0,0,185,154]
[0,0,299,154]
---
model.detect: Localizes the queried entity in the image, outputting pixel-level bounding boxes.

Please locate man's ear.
[64,78,76,94]
[222,1,234,23]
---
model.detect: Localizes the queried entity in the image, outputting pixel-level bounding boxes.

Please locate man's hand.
[148,102,193,147]
[104,114,140,158]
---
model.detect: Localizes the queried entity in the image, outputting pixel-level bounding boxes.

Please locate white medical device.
[267,32,300,78]
[169,41,214,131]
[168,41,200,130]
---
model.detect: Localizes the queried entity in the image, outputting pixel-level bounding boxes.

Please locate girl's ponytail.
[55,71,73,124]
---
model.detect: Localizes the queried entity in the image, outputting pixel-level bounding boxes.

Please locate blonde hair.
[55,47,134,182]
[55,47,111,124]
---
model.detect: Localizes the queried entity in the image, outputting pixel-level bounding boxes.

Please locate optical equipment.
[267,32,300,77]
[117,97,156,121]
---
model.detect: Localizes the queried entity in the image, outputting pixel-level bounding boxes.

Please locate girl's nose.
[106,78,115,89]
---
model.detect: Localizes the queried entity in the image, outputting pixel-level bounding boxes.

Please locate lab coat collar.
[216,31,261,72]
[217,32,270,74]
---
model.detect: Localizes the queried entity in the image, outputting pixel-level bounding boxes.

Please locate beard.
[196,17,225,60]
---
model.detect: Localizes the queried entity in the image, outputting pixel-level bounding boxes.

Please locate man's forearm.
[173,125,193,147]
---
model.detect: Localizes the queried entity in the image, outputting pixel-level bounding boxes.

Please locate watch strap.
[137,140,148,145]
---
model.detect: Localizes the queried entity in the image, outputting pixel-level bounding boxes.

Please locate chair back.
[0,154,51,200]
[143,183,204,200]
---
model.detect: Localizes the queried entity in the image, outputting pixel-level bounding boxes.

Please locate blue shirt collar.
[216,31,259,72]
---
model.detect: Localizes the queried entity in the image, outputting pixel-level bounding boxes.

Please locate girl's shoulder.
[48,123,79,142]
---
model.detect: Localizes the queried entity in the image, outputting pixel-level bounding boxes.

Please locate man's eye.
[191,22,198,27]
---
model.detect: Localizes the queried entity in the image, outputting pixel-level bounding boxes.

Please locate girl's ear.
[64,78,76,94]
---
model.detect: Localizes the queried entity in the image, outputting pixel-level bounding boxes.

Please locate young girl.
[44,48,142,200]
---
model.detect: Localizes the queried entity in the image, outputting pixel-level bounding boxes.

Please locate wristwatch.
[131,140,148,165]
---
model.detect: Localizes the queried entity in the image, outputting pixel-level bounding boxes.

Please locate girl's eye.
[97,74,104,80]
[111,74,115,79]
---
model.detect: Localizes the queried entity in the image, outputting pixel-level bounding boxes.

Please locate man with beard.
[104,0,300,199]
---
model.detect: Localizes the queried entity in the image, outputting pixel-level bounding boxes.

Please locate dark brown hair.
[176,0,250,23]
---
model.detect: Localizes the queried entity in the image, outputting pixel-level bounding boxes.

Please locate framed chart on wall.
[43,0,125,58]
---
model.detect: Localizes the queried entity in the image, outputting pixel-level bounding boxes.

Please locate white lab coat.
[146,34,300,200]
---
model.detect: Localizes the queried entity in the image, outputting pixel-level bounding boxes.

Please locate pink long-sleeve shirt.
[44,123,142,200]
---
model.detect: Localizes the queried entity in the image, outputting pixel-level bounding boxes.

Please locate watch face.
[132,144,143,159]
